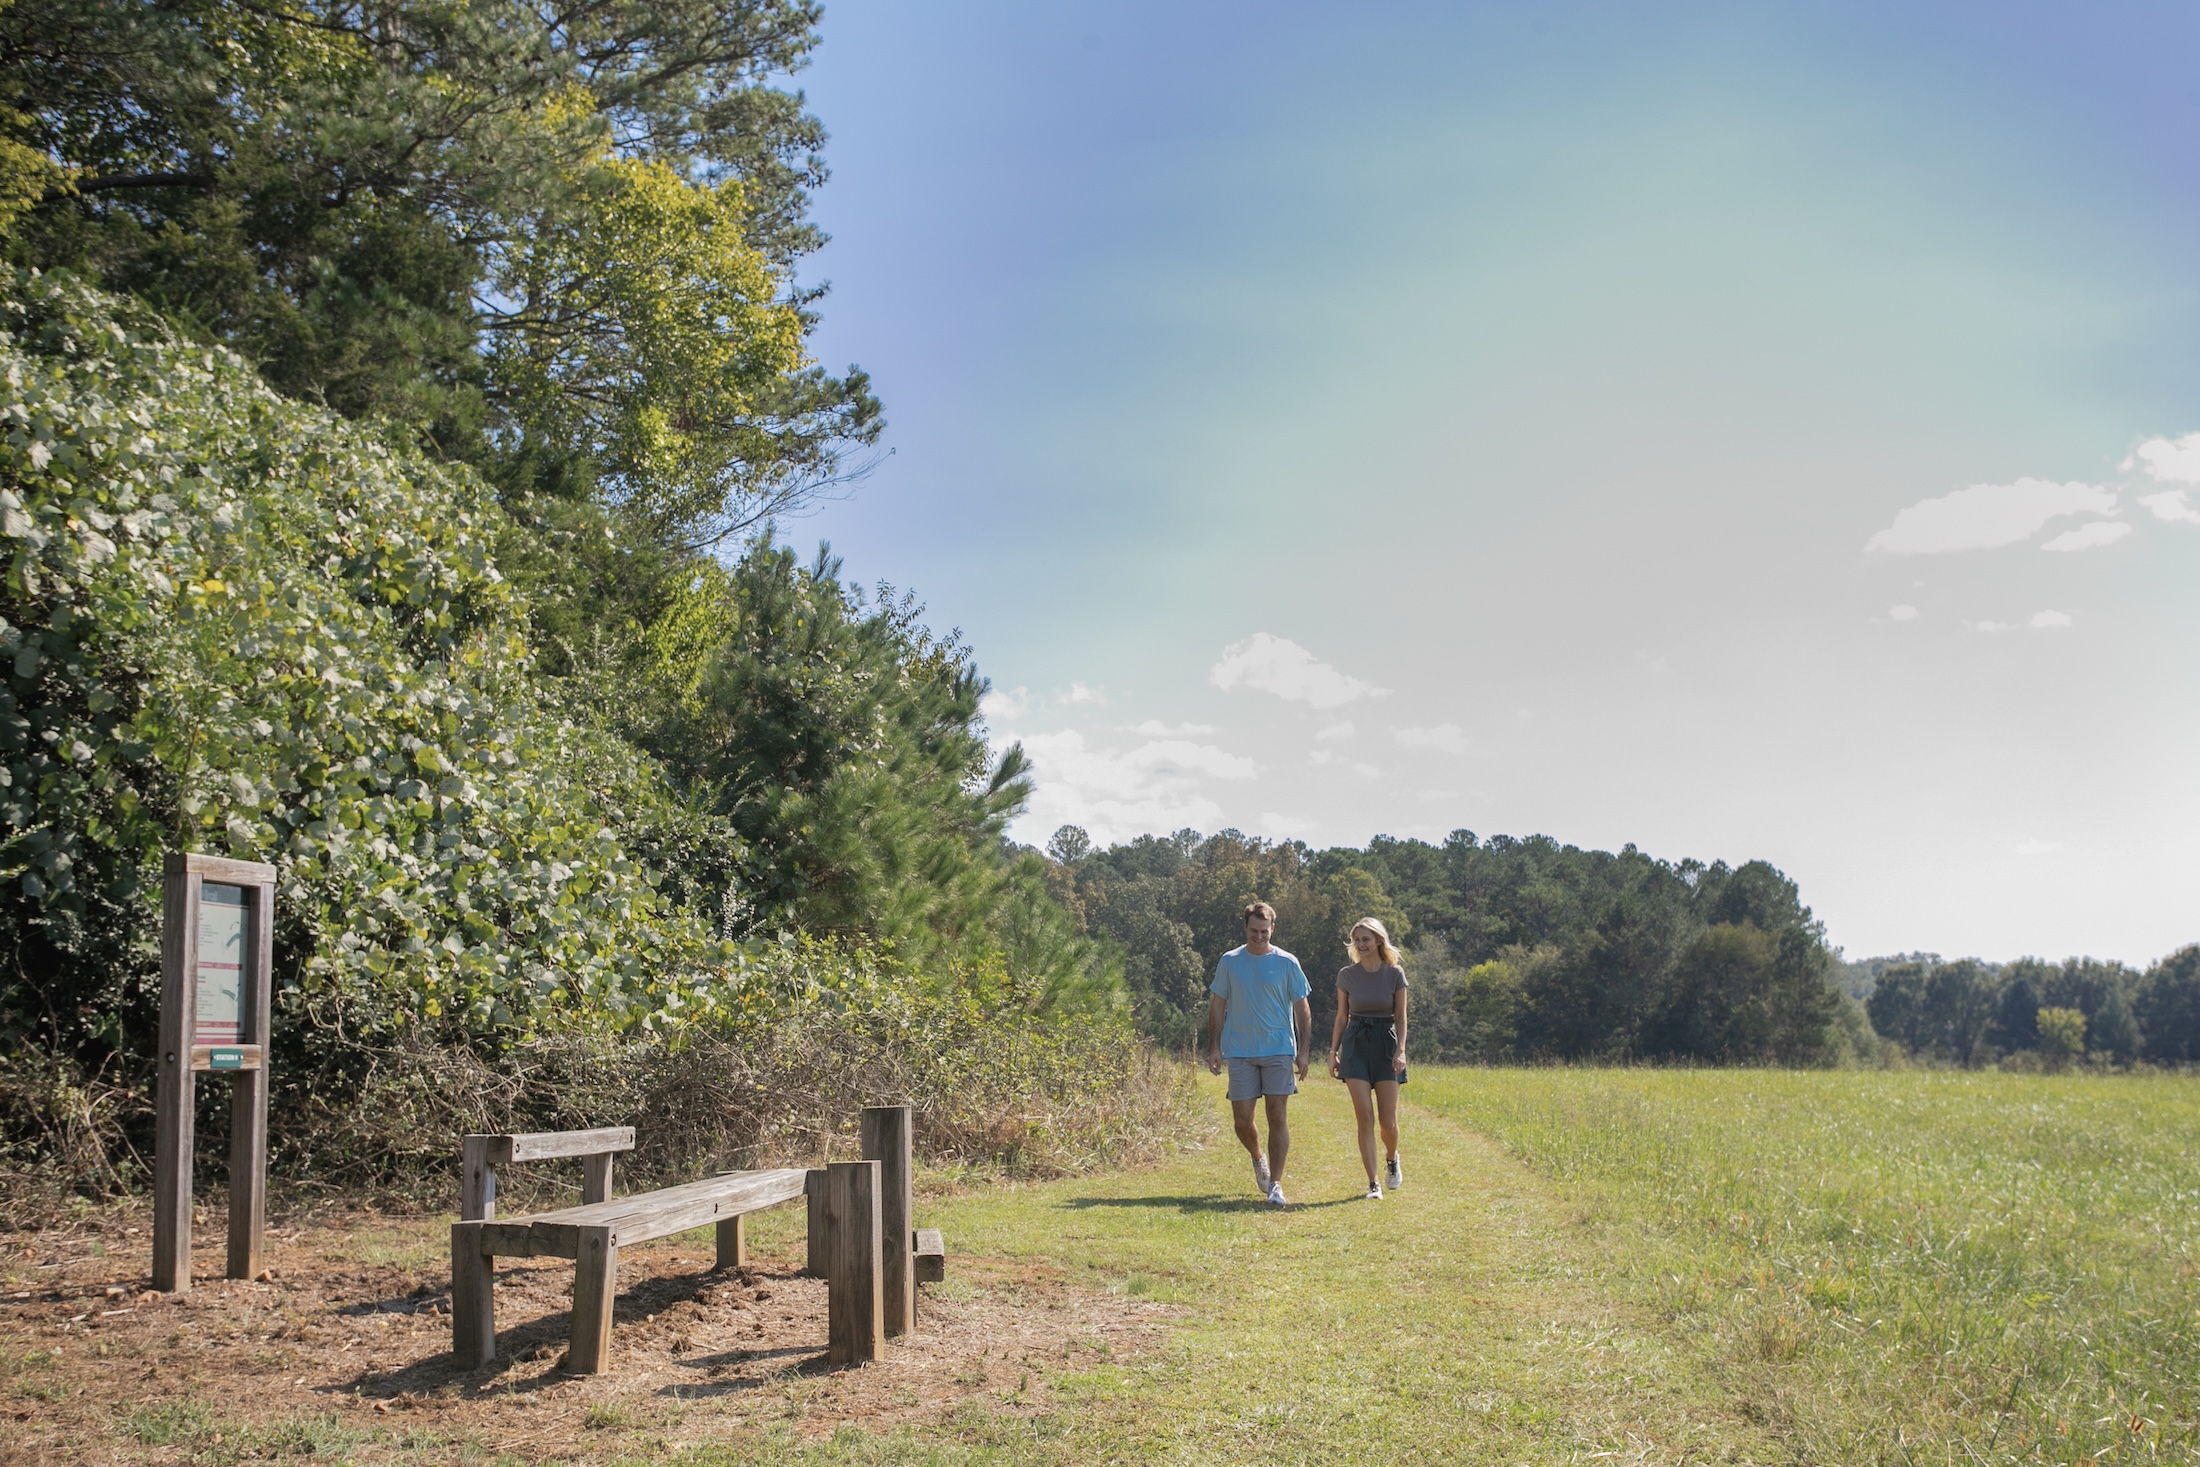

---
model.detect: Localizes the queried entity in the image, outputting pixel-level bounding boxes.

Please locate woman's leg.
[1345,1078,1378,1185]
[1374,1081,1401,1162]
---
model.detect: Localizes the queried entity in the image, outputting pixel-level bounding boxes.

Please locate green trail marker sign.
[153,853,276,1293]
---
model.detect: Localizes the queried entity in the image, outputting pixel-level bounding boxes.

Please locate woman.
[1328,917,1407,1199]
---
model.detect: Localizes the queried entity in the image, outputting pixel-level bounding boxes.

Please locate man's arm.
[1292,996,1313,1079]
[1206,990,1227,1074]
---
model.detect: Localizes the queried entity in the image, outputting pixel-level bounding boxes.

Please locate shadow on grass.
[1062,1193,1364,1214]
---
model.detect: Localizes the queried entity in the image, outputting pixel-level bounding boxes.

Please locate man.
[1205,901,1312,1207]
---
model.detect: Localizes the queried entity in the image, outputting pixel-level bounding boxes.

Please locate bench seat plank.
[508,1168,809,1251]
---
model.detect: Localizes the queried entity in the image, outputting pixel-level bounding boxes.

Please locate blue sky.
[782,1,2200,965]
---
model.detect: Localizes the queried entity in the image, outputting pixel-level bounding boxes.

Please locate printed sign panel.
[195,882,248,1045]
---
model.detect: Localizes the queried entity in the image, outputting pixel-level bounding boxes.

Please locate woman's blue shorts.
[1338,1015,1406,1085]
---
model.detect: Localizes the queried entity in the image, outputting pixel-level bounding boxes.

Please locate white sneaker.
[1266,1180,1287,1207]
[1385,1157,1403,1191]
[1252,1154,1271,1194]
[1363,1183,1383,1201]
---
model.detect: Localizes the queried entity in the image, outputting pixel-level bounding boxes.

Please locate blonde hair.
[1347,918,1402,967]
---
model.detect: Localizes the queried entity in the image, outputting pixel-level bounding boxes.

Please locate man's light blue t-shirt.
[1210,946,1311,1058]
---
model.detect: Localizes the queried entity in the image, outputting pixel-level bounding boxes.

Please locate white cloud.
[1060,682,1106,705]
[1866,479,2116,554]
[1969,620,2010,633]
[2029,609,2073,629]
[2127,431,2200,484]
[979,686,1029,722]
[1351,762,1383,778]
[1012,730,1256,846]
[2015,838,2063,857]
[1307,750,1335,766]
[1210,633,1386,708]
[2140,489,2200,524]
[1131,719,1216,736]
[2039,521,2132,553]
[1395,723,1471,755]
[1258,811,1314,839]
[1887,604,1920,622]
[1314,721,1356,742]
[1417,788,1459,801]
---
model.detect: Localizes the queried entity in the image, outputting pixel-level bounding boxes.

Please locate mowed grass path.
[788,1073,1782,1466]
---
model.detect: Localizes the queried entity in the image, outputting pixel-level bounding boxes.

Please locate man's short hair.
[1242,901,1277,925]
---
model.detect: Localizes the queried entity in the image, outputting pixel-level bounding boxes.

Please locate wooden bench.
[449,1107,941,1375]
[452,1167,813,1373]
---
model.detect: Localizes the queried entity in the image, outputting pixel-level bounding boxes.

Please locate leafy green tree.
[2137,946,2200,1063]
[1,0,878,548]
[2038,959,2142,1062]
[1866,962,1931,1053]
[0,273,739,1069]
[634,539,1107,1011]
[2036,1007,2086,1070]
[1992,966,2044,1052]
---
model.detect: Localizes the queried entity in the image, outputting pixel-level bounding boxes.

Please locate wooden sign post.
[152,853,276,1293]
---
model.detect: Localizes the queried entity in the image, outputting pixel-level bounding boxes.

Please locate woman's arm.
[1392,983,1410,1073]
[1328,986,1349,1077]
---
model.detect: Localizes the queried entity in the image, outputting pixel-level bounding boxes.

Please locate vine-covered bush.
[0,272,743,1063]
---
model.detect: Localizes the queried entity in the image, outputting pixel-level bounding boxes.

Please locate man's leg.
[1262,1090,1292,1182]
[1230,1098,1264,1163]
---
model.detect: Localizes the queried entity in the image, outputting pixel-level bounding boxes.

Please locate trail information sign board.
[153,854,276,1293]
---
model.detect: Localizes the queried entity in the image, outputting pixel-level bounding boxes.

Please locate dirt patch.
[0,1205,1183,1463]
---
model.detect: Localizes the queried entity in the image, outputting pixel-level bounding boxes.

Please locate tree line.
[1043,826,1861,1064]
[1863,950,2200,1067]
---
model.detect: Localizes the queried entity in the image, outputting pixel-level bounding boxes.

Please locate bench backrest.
[462,1127,637,1221]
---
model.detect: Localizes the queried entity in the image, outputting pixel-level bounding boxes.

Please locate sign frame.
[153,852,276,1293]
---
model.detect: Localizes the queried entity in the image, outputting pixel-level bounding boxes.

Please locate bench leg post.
[461,1137,496,1222]
[568,1225,618,1374]
[861,1104,915,1337]
[581,1151,615,1206]
[451,1221,496,1366]
[826,1159,884,1365]
[804,1169,828,1278]
[716,1214,746,1270]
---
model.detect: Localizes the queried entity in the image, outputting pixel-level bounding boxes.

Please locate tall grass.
[1411,1068,2200,1463]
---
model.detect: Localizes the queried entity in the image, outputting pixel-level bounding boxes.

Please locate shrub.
[2036,1007,2086,1070]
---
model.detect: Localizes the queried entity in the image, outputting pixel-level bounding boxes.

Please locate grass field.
[8,1066,2198,1464]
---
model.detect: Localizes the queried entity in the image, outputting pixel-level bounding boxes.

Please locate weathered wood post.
[860,1104,915,1336]
[715,1212,746,1269]
[153,853,276,1293]
[568,1224,620,1374]
[824,1159,883,1364]
[460,1136,497,1222]
[803,1168,828,1277]
[449,1220,495,1366]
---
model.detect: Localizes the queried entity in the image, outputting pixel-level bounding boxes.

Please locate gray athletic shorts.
[1226,1054,1298,1101]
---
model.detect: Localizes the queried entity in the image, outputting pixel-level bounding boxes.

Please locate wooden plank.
[151,865,197,1294]
[715,1215,745,1270]
[915,1228,945,1284]
[861,1106,915,1338]
[826,1160,884,1365]
[516,1168,808,1248]
[477,1222,578,1260]
[804,1169,827,1277]
[460,1137,496,1222]
[224,1062,267,1279]
[167,851,277,886]
[581,1151,615,1206]
[450,1221,496,1366]
[223,882,272,1280]
[566,1225,618,1374]
[494,1127,637,1164]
